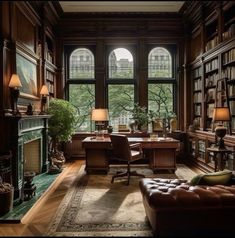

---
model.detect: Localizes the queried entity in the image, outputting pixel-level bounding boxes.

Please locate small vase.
[170,117,177,132]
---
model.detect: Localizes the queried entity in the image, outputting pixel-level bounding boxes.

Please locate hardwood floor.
[0,160,84,236]
[0,159,201,236]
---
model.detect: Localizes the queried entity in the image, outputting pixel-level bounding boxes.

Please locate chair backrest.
[110,134,131,161]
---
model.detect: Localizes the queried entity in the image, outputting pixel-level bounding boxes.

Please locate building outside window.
[108,48,134,131]
[148,46,176,121]
[68,48,95,132]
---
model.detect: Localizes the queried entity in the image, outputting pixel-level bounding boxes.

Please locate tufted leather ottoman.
[139,178,235,237]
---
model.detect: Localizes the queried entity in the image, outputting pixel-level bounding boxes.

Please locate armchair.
[110,134,145,185]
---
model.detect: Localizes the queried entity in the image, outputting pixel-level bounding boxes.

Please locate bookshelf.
[222,47,235,133]
[205,13,219,52]
[44,33,57,98]
[204,57,219,130]
[222,3,235,42]
[192,65,203,128]
[186,1,235,172]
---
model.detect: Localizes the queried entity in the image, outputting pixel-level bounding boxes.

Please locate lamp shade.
[40,85,49,96]
[9,74,22,88]
[213,107,231,122]
[91,109,109,121]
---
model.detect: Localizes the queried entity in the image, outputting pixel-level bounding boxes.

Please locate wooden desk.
[82,136,180,174]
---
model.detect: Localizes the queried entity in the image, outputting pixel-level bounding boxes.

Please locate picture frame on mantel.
[16,49,39,100]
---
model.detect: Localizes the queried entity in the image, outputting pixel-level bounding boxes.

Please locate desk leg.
[213,153,218,172]
[220,154,227,171]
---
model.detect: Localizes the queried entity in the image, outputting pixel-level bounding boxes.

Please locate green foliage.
[48,99,79,144]
[69,84,95,131]
[131,103,149,127]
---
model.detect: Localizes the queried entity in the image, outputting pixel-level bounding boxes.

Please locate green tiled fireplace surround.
[0,171,59,223]
[5,115,51,202]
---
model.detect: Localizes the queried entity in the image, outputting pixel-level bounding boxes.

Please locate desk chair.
[110,134,145,185]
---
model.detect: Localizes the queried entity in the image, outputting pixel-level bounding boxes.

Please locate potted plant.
[0,176,14,215]
[47,98,79,174]
[130,103,149,132]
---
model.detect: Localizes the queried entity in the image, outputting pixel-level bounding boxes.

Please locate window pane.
[148,84,173,117]
[68,84,95,131]
[109,48,133,79]
[148,47,172,78]
[108,85,134,131]
[70,48,95,79]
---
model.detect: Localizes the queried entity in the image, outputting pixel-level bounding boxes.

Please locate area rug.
[46,164,197,237]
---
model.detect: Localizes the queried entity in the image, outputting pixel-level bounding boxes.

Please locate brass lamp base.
[215,126,227,149]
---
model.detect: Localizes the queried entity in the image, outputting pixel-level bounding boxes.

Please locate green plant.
[47,98,79,153]
[131,103,149,129]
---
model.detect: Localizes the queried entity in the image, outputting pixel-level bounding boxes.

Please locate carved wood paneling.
[15,5,36,53]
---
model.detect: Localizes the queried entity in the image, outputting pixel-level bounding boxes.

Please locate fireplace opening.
[24,139,41,174]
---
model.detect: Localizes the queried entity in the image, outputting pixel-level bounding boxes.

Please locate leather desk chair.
[110,134,145,185]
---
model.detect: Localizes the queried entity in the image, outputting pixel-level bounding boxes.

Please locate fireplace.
[5,115,50,203]
[24,139,41,174]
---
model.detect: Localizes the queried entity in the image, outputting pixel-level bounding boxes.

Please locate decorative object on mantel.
[8,74,22,116]
[26,103,33,115]
[47,99,79,174]
[39,84,49,115]
[212,107,231,149]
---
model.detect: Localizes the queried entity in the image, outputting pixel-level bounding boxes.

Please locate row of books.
[192,67,202,78]
[205,73,219,87]
[221,66,235,80]
[205,36,219,52]
[207,103,215,118]
[205,58,218,73]
[194,104,201,116]
[46,71,54,82]
[193,91,202,103]
[194,78,202,91]
[228,84,235,97]
[223,47,235,65]
[222,23,235,43]
[230,101,235,115]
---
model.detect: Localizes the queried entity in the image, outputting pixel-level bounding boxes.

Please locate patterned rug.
[46,164,197,237]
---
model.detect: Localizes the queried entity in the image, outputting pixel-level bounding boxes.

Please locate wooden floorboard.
[0,159,200,236]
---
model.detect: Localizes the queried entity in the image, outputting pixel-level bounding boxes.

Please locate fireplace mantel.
[5,114,51,203]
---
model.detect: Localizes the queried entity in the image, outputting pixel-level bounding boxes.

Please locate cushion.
[190,170,232,186]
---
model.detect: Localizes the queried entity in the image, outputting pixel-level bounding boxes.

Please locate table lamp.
[213,107,231,149]
[39,84,49,114]
[9,74,22,115]
[91,108,109,139]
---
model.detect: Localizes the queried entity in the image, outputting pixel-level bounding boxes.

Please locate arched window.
[67,48,95,132]
[107,48,134,131]
[148,47,172,78]
[108,48,133,79]
[148,46,176,121]
[70,48,95,79]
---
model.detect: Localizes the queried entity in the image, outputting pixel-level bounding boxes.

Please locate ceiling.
[59,1,185,13]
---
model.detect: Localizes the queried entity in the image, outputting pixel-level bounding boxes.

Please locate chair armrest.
[130,143,142,152]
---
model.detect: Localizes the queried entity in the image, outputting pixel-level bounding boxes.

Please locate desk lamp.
[39,84,49,114]
[9,74,22,115]
[213,107,231,149]
[91,108,109,140]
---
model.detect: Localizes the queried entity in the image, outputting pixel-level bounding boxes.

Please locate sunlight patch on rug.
[46,164,197,237]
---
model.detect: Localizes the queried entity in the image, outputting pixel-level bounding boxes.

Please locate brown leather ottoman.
[139,178,235,237]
